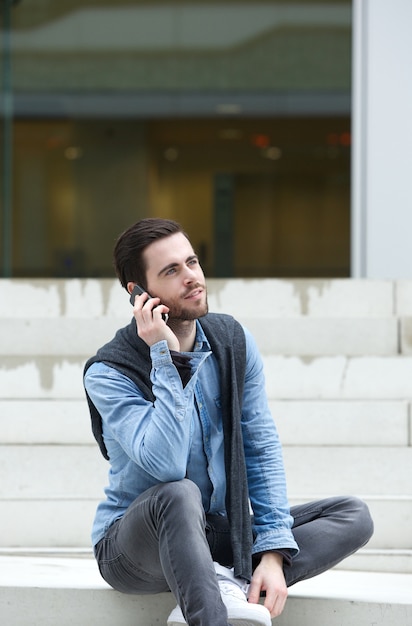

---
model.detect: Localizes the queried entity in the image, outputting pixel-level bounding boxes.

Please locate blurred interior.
[1,0,352,278]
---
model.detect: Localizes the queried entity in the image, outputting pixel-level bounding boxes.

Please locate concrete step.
[0,553,410,626]
[0,446,107,499]
[1,494,409,555]
[1,278,411,581]
[3,354,412,400]
[1,399,410,447]
[2,445,410,499]
[340,549,412,574]
[1,442,410,555]
[0,278,130,319]
[1,544,410,575]
[0,400,95,445]
[272,399,411,446]
[263,354,412,400]
[0,318,129,357]
[207,278,397,318]
[0,316,401,356]
[282,446,412,495]
[1,278,401,319]
[0,499,98,547]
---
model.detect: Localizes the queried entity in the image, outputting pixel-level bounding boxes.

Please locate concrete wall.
[0,278,411,573]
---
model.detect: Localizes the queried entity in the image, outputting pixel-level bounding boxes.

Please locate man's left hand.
[247,552,288,618]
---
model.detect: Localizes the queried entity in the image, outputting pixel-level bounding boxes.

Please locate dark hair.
[113,218,188,290]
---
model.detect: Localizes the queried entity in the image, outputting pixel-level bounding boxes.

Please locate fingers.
[249,582,287,618]
[247,578,261,605]
[132,292,177,350]
[248,556,288,618]
[133,292,160,319]
[263,585,288,618]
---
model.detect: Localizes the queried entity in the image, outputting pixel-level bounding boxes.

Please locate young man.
[84,218,373,626]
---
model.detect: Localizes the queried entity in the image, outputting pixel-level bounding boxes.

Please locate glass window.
[1,0,352,278]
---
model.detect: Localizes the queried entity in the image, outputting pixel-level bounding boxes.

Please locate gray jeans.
[94,479,373,626]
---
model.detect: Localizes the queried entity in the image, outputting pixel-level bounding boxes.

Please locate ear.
[127,281,136,295]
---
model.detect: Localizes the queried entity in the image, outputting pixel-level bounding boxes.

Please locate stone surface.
[271,400,409,446]
[396,280,412,316]
[1,278,411,576]
[0,558,410,626]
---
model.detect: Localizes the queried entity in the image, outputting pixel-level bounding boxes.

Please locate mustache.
[182,283,205,298]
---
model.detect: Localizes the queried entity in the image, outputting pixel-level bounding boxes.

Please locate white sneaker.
[167,564,271,626]
[218,577,271,626]
[167,604,187,626]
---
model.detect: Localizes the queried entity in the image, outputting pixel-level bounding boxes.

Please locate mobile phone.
[129,285,168,322]
[129,284,146,305]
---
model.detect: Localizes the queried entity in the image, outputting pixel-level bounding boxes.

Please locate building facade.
[1,1,411,279]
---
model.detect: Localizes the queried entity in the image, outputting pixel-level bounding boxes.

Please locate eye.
[166,267,177,275]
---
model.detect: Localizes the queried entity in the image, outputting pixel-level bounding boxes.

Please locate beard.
[165,289,209,321]
[170,302,209,321]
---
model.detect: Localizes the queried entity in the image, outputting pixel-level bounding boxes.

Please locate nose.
[183,265,197,284]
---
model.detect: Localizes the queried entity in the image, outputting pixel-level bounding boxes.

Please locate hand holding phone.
[129,285,168,322]
[129,284,146,305]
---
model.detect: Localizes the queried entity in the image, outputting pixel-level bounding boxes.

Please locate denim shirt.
[84,322,299,557]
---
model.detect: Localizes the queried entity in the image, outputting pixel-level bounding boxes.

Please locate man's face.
[144,232,208,320]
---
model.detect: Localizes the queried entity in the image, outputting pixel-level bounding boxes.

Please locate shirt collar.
[194,319,211,352]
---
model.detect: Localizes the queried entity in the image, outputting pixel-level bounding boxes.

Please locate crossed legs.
[94,480,373,624]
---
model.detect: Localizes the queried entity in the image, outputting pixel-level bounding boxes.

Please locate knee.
[344,496,374,545]
[154,479,204,516]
